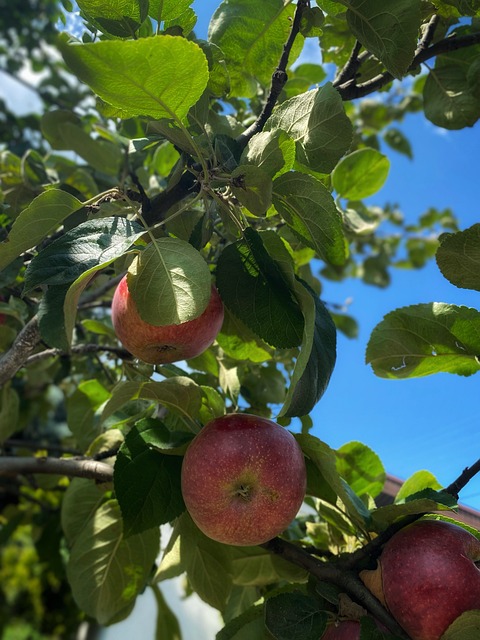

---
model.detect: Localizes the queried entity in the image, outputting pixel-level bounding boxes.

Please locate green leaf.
[77,0,149,38]
[0,383,20,443]
[177,513,233,610]
[395,470,442,502]
[336,441,386,498]
[37,284,70,350]
[61,478,108,547]
[344,0,421,78]
[442,611,480,640]
[295,433,371,528]
[423,34,480,129]
[208,0,302,97]
[265,83,353,174]
[371,497,454,530]
[216,308,273,363]
[127,238,211,325]
[264,591,328,640]
[230,165,272,216]
[152,585,182,640]
[273,171,347,267]
[216,602,264,640]
[114,421,185,536]
[383,127,413,159]
[436,224,480,291]
[101,377,203,425]
[67,380,111,452]
[280,280,337,418]
[24,217,144,292]
[60,35,209,120]
[332,149,390,200]
[240,130,296,179]
[0,190,84,270]
[149,0,193,22]
[66,499,160,625]
[229,546,308,587]
[216,228,304,349]
[366,303,480,378]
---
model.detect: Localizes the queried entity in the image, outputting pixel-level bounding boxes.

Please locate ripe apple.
[362,519,480,640]
[181,413,307,546]
[321,620,360,639]
[111,276,224,364]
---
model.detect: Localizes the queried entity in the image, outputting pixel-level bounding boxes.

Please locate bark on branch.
[0,456,113,483]
[0,316,41,386]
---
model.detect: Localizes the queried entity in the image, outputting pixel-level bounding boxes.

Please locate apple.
[321,620,361,639]
[181,413,307,546]
[111,276,224,364]
[361,519,480,640]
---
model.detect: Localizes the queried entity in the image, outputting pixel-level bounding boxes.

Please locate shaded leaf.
[442,611,480,640]
[265,591,328,640]
[336,441,385,498]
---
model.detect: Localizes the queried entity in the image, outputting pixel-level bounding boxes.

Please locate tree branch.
[261,537,409,638]
[0,316,40,386]
[333,40,363,87]
[0,456,113,483]
[445,457,480,501]
[336,31,480,100]
[24,343,132,367]
[236,0,310,148]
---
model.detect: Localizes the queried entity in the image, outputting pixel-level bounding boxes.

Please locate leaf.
[67,379,111,452]
[24,216,145,293]
[61,478,108,547]
[0,190,84,270]
[371,497,454,530]
[60,35,209,121]
[152,585,182,640]
[0,383,20,443]
[230,165,272,216]
[423,36,480,130]
[383,127,413,159]
[280,280,337,418]
[442,611,480,640]
[336,441,386,498]
[366,303,480,378]
[37,284,70,350]
[240,130,296,179]
[177,513,233,610]
[208,0,302,97]
[264,591,328,640]
[436,224,480,291]
[216,602,264,640]
[76,0,149,38]
[127,238,211,325]
[265,83,353,174]
[395,470,442,502]
[216,228,304,349]
[229,546,308,587]
[216,308,273,363]
[344,0,421,78]
[101,377,203,425]
[114,421,185,536]
[273,171,347,267]
[332,149,390,200]
[295,434,371,528]
[66,499,160,625]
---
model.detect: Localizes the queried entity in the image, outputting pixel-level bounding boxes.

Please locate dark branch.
[0,456,113,483]
[236,0,310,148]
[445,457,480,501]
[24,343,132,367]
[261,537,409,638]
[142,170,198,226]
[336,30,480,100]
[333,40,363,87]
[0,316,40,386]
[416,14,441,55]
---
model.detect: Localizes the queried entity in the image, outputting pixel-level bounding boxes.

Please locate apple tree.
[1,1,480,638]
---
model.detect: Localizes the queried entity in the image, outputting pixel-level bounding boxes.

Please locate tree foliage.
[1,1,480,638]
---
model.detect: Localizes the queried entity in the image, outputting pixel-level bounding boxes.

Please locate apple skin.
[111,276,224,364]
[321,620,360,639]
[181,413,307,546]
[371,519,480,640]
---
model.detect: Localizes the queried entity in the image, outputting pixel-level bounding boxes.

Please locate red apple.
[321,620,360,639]
[364,519,480,640]
[181,413,307,546]
[111,276,224,364]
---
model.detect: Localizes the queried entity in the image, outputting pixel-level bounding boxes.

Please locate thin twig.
[24,343,132,367]
[236,0,311,148]
[416,14,441,55]
[445,457,480,501]
[333,40,363,87]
